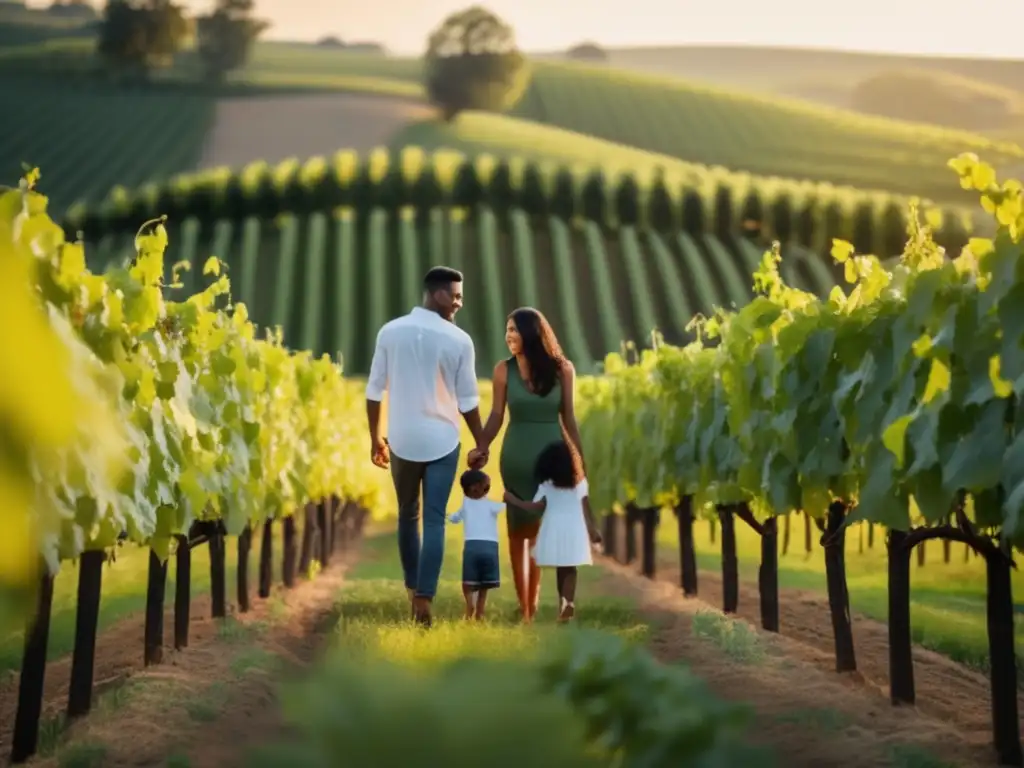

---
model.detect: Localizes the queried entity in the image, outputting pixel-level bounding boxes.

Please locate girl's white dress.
[531,478,592,567]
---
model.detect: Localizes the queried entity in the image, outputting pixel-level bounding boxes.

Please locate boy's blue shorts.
[462,540,500,590]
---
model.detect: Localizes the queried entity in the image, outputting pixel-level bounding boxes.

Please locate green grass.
[334,531,648,665]
[657,516,1024,673]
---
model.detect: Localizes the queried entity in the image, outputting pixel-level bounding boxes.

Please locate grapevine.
[0,169,389,632]
[577,153,1024,764]
[580,153,1024,543]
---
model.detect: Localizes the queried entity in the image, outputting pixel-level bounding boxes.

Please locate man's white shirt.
[448,498,504,542]
[365,307,480,462]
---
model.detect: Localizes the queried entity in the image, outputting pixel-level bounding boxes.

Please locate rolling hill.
[2,39,1020,207]
[580,43,1024,105]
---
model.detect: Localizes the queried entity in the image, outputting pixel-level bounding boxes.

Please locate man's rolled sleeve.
[365,330,388,402]
[455,338,480,413]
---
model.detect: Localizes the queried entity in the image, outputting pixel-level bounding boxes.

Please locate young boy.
[448,469,504,620]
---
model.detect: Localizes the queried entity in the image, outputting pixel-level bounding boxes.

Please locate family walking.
[365,266,602,627]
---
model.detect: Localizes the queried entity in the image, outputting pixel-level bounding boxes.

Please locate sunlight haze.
[73,0,1024,58]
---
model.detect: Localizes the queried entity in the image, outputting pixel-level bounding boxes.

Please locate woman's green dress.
[500,358,565,530]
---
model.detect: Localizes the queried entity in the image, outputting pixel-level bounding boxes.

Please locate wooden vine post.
[11,565,55,764]
[66,550,105,719]
[733,504,779,632]
[674,496,698,597]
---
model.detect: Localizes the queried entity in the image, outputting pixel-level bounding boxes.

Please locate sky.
[34,0,1024,59]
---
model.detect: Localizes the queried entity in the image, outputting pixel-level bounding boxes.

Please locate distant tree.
[566,42,606,62]
[423,5,529,122]
[195,0,269,82]
[346,41,385,54]
[97,0,191,78]
[316,35,344,48]
[48,0,98,19]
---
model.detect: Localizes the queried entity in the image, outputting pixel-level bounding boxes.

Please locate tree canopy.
[96,0,191,77]
[195,0,269,82]
[423,5,529,122]
[566,42,607,61]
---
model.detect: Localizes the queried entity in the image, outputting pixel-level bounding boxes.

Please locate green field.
[585,44,1024,105]
[1,77,215,208]
[3,38,1022,208]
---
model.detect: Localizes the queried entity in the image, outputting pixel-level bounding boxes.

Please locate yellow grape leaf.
[971,162,997,190]
[130,252,164,287]
[989,355,1013,398]
[948,153,977,176]
[843,259,857,284]
[0,462,35,584]
[134,220,168,257]
[57,242,87,288]
[882,414,913,469]
[911,334,932,357]
[968,238,994,259]
[0,240,77,448]
[996,196,1023,229]
[831,239,854,263]
[102,290,124,329]
[203,256,221,277]
[922,358,951,403]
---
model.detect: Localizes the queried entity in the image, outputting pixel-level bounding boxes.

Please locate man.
[365,266,488,627]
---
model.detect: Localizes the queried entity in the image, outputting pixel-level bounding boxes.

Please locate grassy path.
[8,525,996,768]
[328,526,648,663]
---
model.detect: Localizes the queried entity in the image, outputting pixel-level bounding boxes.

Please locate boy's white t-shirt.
[449,498,504,542]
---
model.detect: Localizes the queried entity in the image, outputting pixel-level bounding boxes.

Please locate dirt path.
[653,552,1017,752]
[592,557,996,767]
[0,550,358,768]
[197,93,434,169]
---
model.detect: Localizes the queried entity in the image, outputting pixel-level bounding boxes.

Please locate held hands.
[503,489,521,506]
[370,436,390,469]
[467,445,489,469]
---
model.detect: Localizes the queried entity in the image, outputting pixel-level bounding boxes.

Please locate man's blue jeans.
[389,444,460,599]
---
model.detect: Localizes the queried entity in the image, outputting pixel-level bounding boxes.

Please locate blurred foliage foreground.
[250,630,765,767]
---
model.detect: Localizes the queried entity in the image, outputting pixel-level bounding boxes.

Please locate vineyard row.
[9,501,367,764]
[575,154,1024,766]
[63,148,974,258]
[83,206,838,376]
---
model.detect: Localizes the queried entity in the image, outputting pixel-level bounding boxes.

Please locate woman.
[469,308,587,622]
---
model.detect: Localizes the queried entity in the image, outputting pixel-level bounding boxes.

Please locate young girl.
[504,440,601,622]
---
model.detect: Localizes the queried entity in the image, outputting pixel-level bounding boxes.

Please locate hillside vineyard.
[67,149,973,373]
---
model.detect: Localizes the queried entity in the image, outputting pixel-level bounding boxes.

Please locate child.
[504,441,602,622]
[448,469,504,620]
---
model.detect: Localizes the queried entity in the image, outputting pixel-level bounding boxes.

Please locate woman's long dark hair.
[509,307,565,397]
